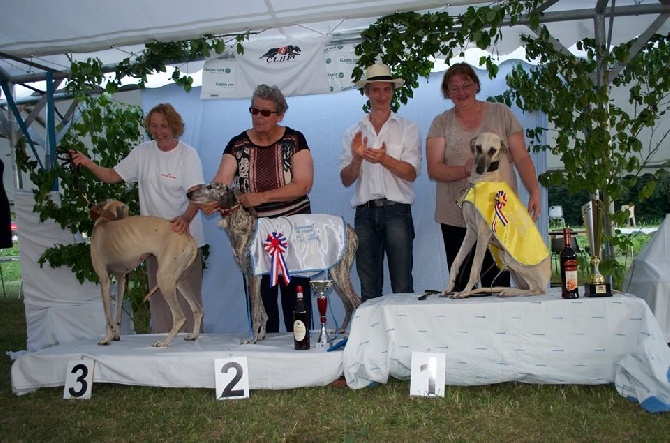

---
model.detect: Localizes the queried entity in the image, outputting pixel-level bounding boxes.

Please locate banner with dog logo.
[201,39,358,99]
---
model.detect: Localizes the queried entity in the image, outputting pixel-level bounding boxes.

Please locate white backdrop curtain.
[15,190,134,351]
[142,61,548,335]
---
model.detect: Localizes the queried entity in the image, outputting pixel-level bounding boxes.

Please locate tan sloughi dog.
[188,183,361,343]
[90,200,202,347]
[443,132,551,298]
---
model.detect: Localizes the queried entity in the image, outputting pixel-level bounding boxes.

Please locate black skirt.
[0,159,14,249]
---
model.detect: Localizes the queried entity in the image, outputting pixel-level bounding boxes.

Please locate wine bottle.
[293,286,310,350]
[560,227,579,299]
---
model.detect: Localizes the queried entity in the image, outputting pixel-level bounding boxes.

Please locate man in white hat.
[339,63,422,302]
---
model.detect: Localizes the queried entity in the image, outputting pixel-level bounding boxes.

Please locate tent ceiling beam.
[609,12,669,80]
[2,2,667,90]
[0,2,667,111]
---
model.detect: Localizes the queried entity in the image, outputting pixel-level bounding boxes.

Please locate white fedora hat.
[355,63,404,88]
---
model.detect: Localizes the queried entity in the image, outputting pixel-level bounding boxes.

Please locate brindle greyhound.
[188,182,360,343]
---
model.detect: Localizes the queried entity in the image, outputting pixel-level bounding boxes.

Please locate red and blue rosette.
[263,231,291,287]
[492,189,509,232]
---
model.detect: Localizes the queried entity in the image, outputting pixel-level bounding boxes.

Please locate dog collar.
[90,205,118,222]
[456,182,475,208]
[220,204,242,218]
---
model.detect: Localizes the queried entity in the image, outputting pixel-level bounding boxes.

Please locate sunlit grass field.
[2,297,670,439]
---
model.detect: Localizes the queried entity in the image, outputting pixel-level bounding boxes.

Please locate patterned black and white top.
[224,126,312,218]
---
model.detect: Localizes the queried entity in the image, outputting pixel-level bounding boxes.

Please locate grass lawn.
[1,293,670,441]
[0,229,667,440]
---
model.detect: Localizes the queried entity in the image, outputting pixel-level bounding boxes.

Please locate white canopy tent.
[2,0,670,414]
[623,213,670,342]
[0,0,668,342]
[1,1,668,185]
[1,1,668,160]
[1,0,668,89]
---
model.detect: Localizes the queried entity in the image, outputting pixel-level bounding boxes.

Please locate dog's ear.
[470,136,478,154]
[103,200,130,220]
[115,201,130,220]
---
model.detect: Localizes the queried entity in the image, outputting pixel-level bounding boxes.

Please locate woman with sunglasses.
[425,62,541,293]
[206,84,314,334]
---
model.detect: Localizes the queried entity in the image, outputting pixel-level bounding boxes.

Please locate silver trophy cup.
[581,199,612,297]
[310,279,334,350]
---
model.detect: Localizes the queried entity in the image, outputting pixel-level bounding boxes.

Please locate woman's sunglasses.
[249,107,279,117]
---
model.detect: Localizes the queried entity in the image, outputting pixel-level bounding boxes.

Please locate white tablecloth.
[342,290,670,412]
[11,333,343,395]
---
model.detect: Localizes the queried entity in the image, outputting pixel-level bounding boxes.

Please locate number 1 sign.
[410,352,445,397]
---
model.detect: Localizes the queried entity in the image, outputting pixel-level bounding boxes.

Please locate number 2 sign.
[214,357,250,400]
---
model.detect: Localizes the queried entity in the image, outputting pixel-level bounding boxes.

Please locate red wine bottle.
[560,228,579,299]
[293,286,310,350]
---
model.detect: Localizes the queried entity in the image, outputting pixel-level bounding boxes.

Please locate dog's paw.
[152,340,169,348]
[98,332,116,345]
[449,292,470,299]
[184,334,198,341]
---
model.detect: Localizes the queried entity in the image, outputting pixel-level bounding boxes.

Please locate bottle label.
[563,259,579,291]
[294,320,307,341]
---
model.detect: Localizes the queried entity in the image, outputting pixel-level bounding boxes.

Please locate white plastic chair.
[621,205,636,227]
[549,205,565,228]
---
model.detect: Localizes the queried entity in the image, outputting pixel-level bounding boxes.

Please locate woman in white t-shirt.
[70,103,205,333]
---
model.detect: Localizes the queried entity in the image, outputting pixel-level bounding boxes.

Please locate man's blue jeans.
[354,203,414,302]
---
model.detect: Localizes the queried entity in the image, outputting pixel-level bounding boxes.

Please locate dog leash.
[64,152,123,224]
[418,289,440,301]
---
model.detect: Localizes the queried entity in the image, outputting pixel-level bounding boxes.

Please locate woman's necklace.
[457,102,483,130]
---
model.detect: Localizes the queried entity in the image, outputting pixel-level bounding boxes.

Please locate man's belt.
[360,198,400,208]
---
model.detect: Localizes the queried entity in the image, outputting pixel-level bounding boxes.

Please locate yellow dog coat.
[461,182,548,267]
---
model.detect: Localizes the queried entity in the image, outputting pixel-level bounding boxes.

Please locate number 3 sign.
[214,357,250,400]
[63,358,95,399]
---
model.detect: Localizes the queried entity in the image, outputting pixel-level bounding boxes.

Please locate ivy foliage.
[15,32,241,285]
[353,1,545,109]
[70,34,248,94]
[15,90,143,284]
[497,33,670,196]
[492,32,670,275]
[353,0,669,279]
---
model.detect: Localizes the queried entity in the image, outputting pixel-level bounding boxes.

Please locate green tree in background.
[352,1,670,280]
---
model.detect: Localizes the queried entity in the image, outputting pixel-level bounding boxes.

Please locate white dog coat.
[250,214,348,281]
